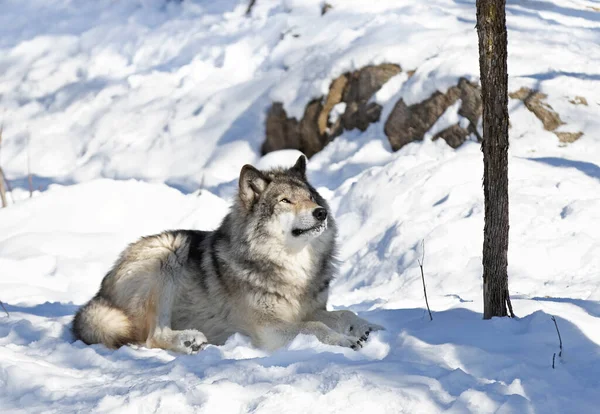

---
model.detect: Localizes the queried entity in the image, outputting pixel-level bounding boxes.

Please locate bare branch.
[0,123,7,208]
[0,170,6,208]
[0,300,8,317]
[27,134,33,198]
[246,0,256,16]
[506,292,515,318]
[418,239,433,321]
[551,315,563,357]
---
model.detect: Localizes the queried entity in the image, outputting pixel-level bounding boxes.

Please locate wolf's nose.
[313,207,327,221]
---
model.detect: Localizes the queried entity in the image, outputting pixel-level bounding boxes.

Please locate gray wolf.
[72,156,383,353]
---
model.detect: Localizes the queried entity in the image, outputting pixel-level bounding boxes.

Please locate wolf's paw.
[175,330,208,354]
[347,322,385,343]
[331,333,368,351]
[339,312,385,344]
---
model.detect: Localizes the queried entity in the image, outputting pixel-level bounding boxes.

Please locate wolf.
[72,156,383,354]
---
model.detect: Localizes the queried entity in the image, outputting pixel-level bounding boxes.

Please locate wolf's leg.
[255,320,365,351]
[146,277,208,354]
[309,310,384,343]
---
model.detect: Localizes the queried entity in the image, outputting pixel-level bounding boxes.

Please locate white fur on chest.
[277,245,316,287]
[242,245,319,323]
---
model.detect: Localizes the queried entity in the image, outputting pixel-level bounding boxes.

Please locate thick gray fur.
[72,156,383,353]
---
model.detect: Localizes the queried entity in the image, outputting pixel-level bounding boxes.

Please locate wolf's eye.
[280,198,292,204]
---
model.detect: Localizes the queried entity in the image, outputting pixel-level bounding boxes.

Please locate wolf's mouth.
[291,222,327,237]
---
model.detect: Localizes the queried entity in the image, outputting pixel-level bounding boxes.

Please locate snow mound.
[1,0,599,412]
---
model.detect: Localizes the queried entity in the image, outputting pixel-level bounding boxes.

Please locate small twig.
[0,122,7,208]
[245,0,256,16]
[197,175,205,197]
[551,316,563,358]
[321,3,333,15]
[552,352,556,369]
[506,289,515,318]
[0,300,9,317]
[27,134,33,198]
[0,168,7,208]
[418,240,433,321]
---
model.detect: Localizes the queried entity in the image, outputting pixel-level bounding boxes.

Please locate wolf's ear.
[291,155,307,178]
[239,165,269,209]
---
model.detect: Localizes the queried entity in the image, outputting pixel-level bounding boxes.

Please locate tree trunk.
[476,0,514,319]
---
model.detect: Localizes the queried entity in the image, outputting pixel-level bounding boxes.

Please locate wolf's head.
[236,155,335,251]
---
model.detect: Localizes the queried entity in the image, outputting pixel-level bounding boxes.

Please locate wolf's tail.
[72,296,132,348]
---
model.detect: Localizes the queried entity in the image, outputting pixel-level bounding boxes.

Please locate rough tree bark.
[476,0,514,319]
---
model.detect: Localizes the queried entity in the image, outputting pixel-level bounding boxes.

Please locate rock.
[341,64,401,131]
[509,87,564,131]
[298,100,326,158]
[569,96,588,106]
[263,63,401,158]
[555,131,583,143]
[262,101,326,158]
[385,88,461,151]
[318,74,348,135]
[509,87,583,143]
[457,78,482,126]
[432,124,470,148]
[262,103,300,154]
[385,78,482,151]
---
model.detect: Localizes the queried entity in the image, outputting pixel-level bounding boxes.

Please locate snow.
[1,0,600,412]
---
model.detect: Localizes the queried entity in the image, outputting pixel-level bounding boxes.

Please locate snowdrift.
[1,0,599,412]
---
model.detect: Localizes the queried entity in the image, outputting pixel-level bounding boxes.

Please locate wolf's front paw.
[330,332,372,351]
[175,330,208,354]
[347,322,385,342]
[339,312,384,343]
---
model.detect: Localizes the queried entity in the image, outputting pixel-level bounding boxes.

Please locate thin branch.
[197,174,205,197]
[552,352,556,369]
[3,171,14,204]
[551,315,563,357]
[27,134,33,198]
[0,300,8,317]
[246,0,256,16]
[0,168,6,208]
[418,239,433,321]
[0,123,7,208]
[506,287,515,318]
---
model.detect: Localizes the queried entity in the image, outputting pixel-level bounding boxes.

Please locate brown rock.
[318,74,348,135]
[384,87,461,151]
[298,100,326,158]
[262,100,326,158]
[555,131,583,143]
[356,63,402,102]
[341,64,401,131]
[509,87,564,131]
[569,96,588,106]
[432,124,470,148]
[457,78,482,126]
[509,87,584,143]
[262,103,300,154]
[263,63,401,158]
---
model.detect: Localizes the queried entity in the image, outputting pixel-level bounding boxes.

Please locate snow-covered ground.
[1,0,599,412]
